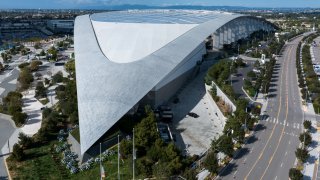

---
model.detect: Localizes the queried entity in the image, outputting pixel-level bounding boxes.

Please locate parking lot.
[169,62,226,156]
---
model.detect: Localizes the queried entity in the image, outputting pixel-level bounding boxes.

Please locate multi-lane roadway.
[219,35,306,179]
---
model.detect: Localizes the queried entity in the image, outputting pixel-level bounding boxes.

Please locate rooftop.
[90,10,237,24]
[90,10,241,63]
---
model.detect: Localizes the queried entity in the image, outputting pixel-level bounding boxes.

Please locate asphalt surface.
[0,115,16,179]
[0,68,19,99]
[231,61,254,98]
[218,36,305,180]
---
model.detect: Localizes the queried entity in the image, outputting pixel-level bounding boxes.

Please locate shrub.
[18,67,33,90]
[303,120,312,130]
[12,112,27,126]
[299,132,312,147]
[18,62,30,69]
[30,60,43,71]
[289,168,303,180]
[295,147,309,163]
[18,132,33,149]
[35,82,46,98]
[52,71,63,83]
[11,144,24,161]
[203,151,219,173]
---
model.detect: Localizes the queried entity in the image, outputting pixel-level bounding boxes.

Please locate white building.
[74,10,276,160]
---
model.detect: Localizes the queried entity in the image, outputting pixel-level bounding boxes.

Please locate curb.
[241,86,258,103]
[3,155,12,180]
[0,113,17,129]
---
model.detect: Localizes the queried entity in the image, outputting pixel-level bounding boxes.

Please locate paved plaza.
[170,64,226,156]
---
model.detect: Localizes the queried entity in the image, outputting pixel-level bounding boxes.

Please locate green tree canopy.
[295,147,309,163]
[203,151,219,173]
[289,168,303,180]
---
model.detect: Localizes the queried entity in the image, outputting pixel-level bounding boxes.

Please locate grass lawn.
[7,140,136,179]
[70,127,80,143]
[70,152,133,180]
[39,97,49,105]
[7,140,69,179]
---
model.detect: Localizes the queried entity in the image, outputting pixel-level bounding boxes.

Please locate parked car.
[188,112,199,118]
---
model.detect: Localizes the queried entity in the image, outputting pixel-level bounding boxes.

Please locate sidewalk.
[21,88,43,136]
[302,102,320,180]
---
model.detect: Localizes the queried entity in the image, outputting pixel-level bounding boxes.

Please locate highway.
[218,36,305,179]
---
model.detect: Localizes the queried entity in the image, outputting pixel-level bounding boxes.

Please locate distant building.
[74,10,276,161]
[46,20,74,33]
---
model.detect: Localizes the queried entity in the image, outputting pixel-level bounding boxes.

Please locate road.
[218,36,305,179]
[0,114,16,179]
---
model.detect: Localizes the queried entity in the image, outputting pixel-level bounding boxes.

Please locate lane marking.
[260,46,292,180]
[245,44,290,180]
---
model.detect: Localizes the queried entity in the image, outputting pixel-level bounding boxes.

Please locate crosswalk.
[265,117,302,130]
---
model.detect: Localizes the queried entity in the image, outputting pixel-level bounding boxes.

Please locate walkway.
[21,88,43,135]
[170,61,226,156]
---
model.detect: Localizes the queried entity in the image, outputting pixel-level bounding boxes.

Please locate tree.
[2,91,23,115]
[203,151,219,173]
[11,144,24,161]
[18,67,33,90]
[295,147,309,163]
[47,47,57,60]
[18,62,30,69]
[210,85,217,98]
[136,157,153,177]
[120,139,132,158]
[289,168,303,180]
[12,112,27,126]
[39,49,46,56]
[30,60,43,71]
[34,42,41,49]
[35,82,46,98]
[299,132,312,147]
[247,71,257,79]
[216,135,234,157]
[52,71,63,84]
[0,62,3,71]
[135,110,159,152]
[35,128,49,143]
[64,60,75,76]
[152,161,172,179]
[303,120,312,130]
[183,168,197,180]
[44,78,50,85]
[18,132,33,149]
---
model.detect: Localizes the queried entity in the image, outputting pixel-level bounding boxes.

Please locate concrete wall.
[68,132,124,163]
[155,42,206,90]
[140,42,206,107]
[212,81,237,112]
[68,133,82,162]
[205,84,227,121]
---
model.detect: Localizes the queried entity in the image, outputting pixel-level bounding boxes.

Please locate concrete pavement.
[170,62,226,156]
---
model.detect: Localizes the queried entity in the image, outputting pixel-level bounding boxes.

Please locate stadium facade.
[74,10,276,157]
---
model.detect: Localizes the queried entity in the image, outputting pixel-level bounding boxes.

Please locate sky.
[1,0,320,9]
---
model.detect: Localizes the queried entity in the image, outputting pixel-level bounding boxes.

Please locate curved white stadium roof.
[75,10,275,154]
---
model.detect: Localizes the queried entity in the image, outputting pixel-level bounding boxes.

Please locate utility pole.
[133,128,135,180]
[118,135,120,180]
[100,143,102,180]
[245,107,248,132]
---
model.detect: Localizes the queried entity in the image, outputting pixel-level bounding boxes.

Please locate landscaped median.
[203,58,260,178]
[296,33,320,112]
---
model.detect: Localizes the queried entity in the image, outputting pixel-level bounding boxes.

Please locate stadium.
[74,10,276,159]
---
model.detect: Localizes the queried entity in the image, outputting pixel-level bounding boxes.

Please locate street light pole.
[133,128,135,180]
